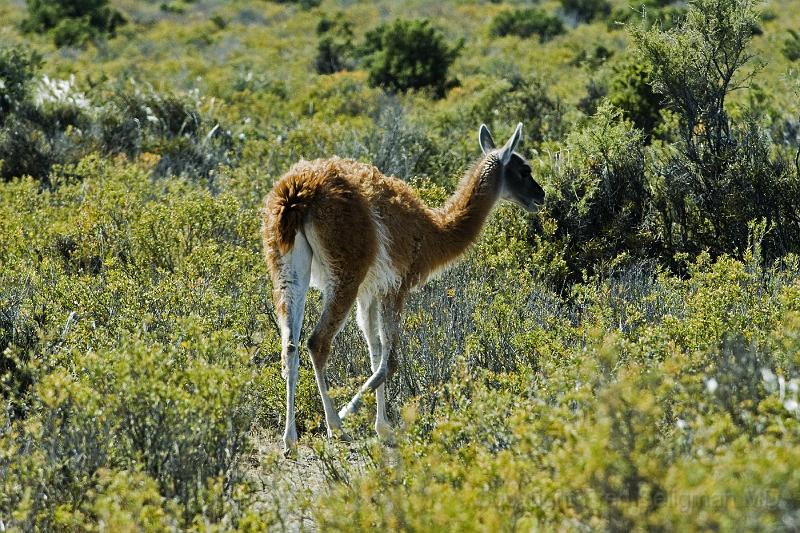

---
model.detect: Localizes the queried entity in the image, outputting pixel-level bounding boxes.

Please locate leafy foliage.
[489,8,565,43]
[634,0,800,263]
[22,0,126,47]
[0,45,41,118]
[544,101,648,279]
[315,14,356,75]
[360,19,462,98]
[560,0,611,23]
[632,0,758,160]
[784,29,800,62]
[0,78,236,183]
[2,0,800,529]
[608,58,663,137]
[317,255,800,531]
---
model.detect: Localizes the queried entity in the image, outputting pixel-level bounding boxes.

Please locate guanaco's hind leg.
[355,297,392,439]
[340,292,403,427]
[307,282,361,440]
[270,232,312,456]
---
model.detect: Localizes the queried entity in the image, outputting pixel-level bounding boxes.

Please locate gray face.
[501,153,545,211]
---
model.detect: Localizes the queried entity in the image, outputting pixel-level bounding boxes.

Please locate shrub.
[633,0,800,262]
[0,279,40,416]
[0,340,261,528]
[315,255,800,531]
[489,8,565,43]
[632,0,758,161]
[503,76,567,143]
[784,30,800,62]
[16,77,97,181]
[51,16,96,47]
[607,59,664,137]
[0,45,41,118]
[648,125,800,262]
[544,100,648,279]
[359,19,462,98]
[607,1,686,31]
[560,0,611,23]
[315,14,356,75]
[267,0,321,9]
[23,0,126,46]
[0,112,89,185]
[335,98,435,180]
[1,77,237,183]
[435,75,566,154]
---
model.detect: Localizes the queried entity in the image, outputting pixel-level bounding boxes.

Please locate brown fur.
[263,155,502,293]
[262,138,542,451]
[265,175,317,254]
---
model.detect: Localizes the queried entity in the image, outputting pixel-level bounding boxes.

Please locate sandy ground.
[246,428,374,532]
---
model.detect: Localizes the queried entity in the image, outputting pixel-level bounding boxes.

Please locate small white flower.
[705,377,718,394]
[761,367,776,384]
[784,399,799,413]
[143,106,159,124]
[676,418,688,430]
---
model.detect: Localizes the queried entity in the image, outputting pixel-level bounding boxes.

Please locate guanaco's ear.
[499,122,523,166]
[478,124,495,154]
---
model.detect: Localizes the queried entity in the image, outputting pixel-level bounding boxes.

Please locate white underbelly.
[304,215,401,299]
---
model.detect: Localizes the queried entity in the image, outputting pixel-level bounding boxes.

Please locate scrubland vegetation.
[2,0,800,530]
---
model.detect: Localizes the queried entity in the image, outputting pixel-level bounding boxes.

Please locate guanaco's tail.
[265,175,317,254]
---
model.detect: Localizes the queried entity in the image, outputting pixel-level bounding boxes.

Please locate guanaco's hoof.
[375,420,394,443]
[328,427,352,443]
[283,444,298,460]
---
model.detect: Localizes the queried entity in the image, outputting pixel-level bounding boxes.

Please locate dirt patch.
[246,428,373,531]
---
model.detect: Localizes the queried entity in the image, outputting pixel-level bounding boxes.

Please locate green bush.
[632,0,757,160]
[783,30,800,62]
[489,8,565,43]
[0,96,92,185]
[101,85,236,180]
[0,45,41,118]
[51,16,96,47]
[315,14,356,75]
[0,343,261,528]
[360,19,462,98]
[608,1,686,31]
[433,75,566,153]
[633,0,800,262]
[544,101,648,279]
[316,254,800,531]
[0,77,237,183]
[560,0,611,23]
[23,0,126,46]
[267,0,321,9]
[0,279,40,415]
[608,59,664,137]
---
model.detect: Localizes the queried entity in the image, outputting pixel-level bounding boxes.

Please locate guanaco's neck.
[426,154,503,270]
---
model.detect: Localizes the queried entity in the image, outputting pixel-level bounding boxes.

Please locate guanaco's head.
[478,123,545,211]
